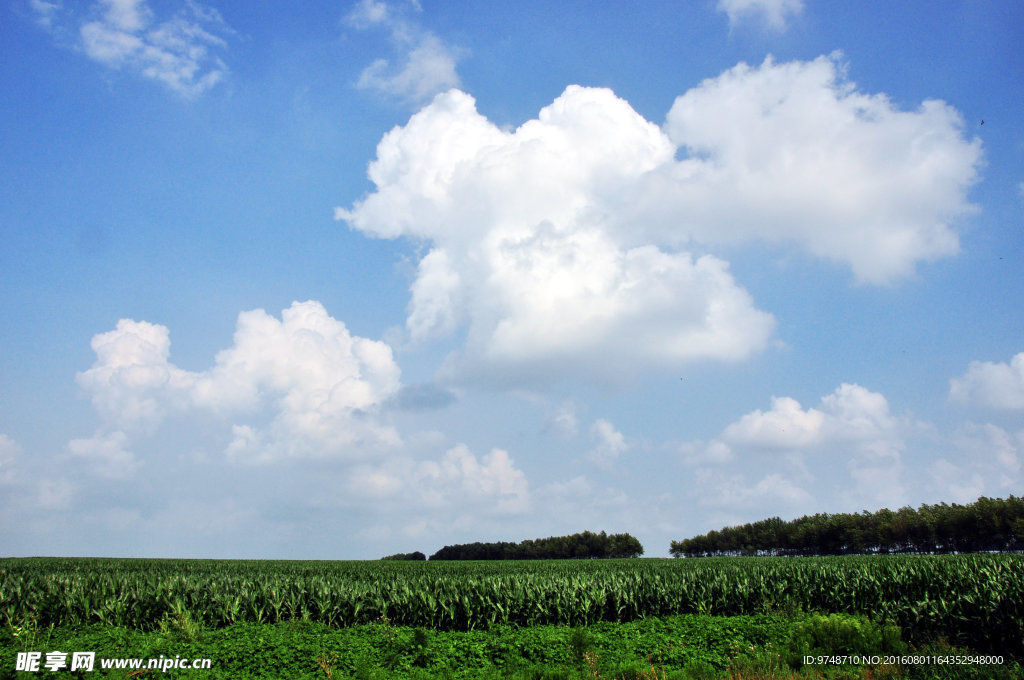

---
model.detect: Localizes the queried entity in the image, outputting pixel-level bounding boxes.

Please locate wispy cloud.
[29,0,62,29]
[586,419,629,471]
[717,0,804,31]
[31,0,233,97]
[67,430,138,479]
[347,0,462,104]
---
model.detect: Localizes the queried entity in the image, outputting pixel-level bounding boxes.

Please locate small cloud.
[347,0,390,28]
[586,419,629,471]
[545,401,580,439]
[347,0,463,104]
[29,0,62,28]
[31,0,233,97]
[718,384,908,456]
[717,0,803,31]
[721,395,825,450]
[949,352,1024,411]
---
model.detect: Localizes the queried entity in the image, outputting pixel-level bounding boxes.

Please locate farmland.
[2,555,1022,678]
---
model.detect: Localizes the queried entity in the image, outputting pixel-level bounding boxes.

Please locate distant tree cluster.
[670,496,1024,557]
[380,551,427,561]
[429,531,644,560]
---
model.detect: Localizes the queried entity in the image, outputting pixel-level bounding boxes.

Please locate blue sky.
[1,0,1022,559]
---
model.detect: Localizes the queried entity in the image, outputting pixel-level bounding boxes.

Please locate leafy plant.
[157,600,201,641]
[569,627,596,667]
[785,613,905,666]
[316,651,339,679]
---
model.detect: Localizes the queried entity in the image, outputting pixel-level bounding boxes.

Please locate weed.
[316,651,339,679]
[157,601,201,641]
[7,614,54,652]
[569,627,596,667]
[681,659,721,680]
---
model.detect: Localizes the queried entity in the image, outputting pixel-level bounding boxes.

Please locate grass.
[1,611,1019,680]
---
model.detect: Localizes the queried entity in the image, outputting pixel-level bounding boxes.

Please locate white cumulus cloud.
[75,301,402,466]
[338,86,776,385]
[949,352,1024,410]
[345,443,531,515]
[76,318,197,432]
[720,384,908,456]
[416,444,530,513]
[721,396,825,450]
[650,53,981,284]
[338,58,980,384]
[684,384,917,510]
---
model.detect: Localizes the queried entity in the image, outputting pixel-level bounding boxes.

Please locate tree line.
[670,496,1024,557]
[380,551,427,561]
[428,530,644,560]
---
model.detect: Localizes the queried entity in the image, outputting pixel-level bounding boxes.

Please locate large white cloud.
[337,57,980,384]
[949,352,1024,410]
[33,0,232,97]
[75,301,401,465]
[338,86,776,384]
[650,53,981,284]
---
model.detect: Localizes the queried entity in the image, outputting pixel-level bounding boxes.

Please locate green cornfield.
[2,555,1021,655]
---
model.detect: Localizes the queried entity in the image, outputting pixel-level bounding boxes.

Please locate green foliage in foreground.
[2,555,1022,658]
[2,612,1019,680]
